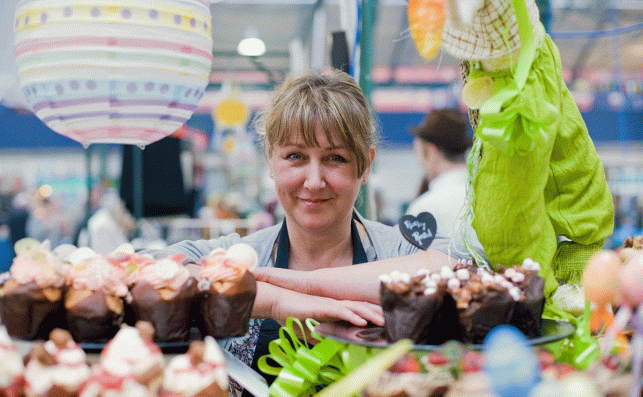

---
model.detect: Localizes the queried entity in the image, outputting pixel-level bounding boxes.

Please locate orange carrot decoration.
[582,250,621,333]
[408,0,445,61]
[589,305,614,334]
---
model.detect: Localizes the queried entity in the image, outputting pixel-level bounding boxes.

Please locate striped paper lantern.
[14,0,213,147]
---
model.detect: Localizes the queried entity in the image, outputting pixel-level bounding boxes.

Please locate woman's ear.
[267,157,276,179]
[362,146,377,184]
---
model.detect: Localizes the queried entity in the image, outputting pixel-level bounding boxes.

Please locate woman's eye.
[286,153,302,161]
[329,154,347,162]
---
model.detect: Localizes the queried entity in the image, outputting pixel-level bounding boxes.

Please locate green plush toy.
[442,0,614,318]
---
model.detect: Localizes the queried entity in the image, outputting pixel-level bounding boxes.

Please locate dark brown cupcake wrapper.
[65,288,124,343]
[381,268,546,345]
[197,271,257,339]
[129,278,197,342]
[0,281,64,340]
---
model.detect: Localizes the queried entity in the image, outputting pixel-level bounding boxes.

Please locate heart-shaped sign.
[398,212,438,250]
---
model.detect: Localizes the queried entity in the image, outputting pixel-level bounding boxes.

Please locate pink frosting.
[198,244,257,282]
[106,252,155,286]
[66,256,128,297]
[130,255,190,291]
[10,246,68,288]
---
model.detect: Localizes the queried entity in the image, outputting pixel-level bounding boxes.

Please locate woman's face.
[268,126,373,234]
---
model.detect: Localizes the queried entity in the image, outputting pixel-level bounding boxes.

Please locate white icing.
[508,287,522,301]
[378,274,392,283]
[100,326,163,378]
[480,272,494,283]
[154,258,181,280]
[511,272,525,283]
[522,258,541,271]
[504,268,517,278]
[447,278,460,289]
[198,278,212,291]
[0,327,23,388]
[225,243,259,270]
[415,268,431,277]
[423,287,437,295]
[440,266,455,279]
[455,269,470,280]
[493,274,506,284]
[163,336,228,395]
[422,279,437,289]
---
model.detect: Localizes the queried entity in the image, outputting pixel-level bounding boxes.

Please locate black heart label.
[398,212,437,250]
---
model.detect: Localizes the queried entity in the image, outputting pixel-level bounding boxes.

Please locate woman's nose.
[303,162,326,189]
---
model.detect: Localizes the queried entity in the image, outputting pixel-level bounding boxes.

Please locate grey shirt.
[151,211,451,266]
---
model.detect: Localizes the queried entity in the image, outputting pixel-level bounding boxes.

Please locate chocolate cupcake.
[23,328,91,397]
[0,238,67,340]
[379,260,545,345]
[505,260,545,339]
[196,244,258,339]
[128,254,196,342]
[64,250,129,343]
[380,270,461,345]
[162,336,229,397]
[80,322,165,397]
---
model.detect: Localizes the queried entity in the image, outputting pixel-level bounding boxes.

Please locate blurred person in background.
[406,108,482,254]
[26,190,71,248]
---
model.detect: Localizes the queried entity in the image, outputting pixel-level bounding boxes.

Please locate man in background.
[406,108,481,252]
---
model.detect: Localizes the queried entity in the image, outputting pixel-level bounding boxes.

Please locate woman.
[150,70,455,394]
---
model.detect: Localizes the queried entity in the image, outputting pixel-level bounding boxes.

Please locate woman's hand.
[271,292,384,327]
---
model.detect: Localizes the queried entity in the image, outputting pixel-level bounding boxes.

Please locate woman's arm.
[139,233,242,262]
[253,281,384,326]
[254,248,452,304]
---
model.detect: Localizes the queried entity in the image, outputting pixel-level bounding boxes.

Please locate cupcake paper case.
[0,239,68,340]
[197,244,258,339]
[64,250,129,343]
[128,254,197,343]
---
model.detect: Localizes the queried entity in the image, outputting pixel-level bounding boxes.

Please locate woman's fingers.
[335,301,384,327]
[307,299,384,327]
[272,293,384,327]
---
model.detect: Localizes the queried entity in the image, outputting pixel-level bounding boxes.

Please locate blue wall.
[2,101,643,149]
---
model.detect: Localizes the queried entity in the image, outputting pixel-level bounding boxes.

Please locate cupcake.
[196,243,258,338]
[23,328,90,397]
[161,336,228,397]
[127,254,196,342]
[505,260,545,339]
[0,326,25,397]
[64,248,129,343]
[379,260,545,345]
[81,322,164,397]
[105,244,153,284]
[0,238,68,340]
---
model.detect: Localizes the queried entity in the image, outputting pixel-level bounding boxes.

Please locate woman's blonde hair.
[256,70,378,177]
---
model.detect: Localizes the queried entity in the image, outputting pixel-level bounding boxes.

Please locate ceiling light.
[237,26,266,57]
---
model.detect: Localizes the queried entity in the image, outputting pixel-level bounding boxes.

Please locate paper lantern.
[408,0,445,61]
[213,90,249,127]
[14,0,213,147]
